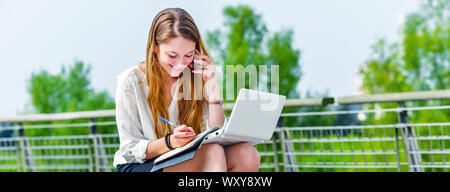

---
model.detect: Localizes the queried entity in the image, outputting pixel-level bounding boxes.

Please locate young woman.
[113,8,260,172]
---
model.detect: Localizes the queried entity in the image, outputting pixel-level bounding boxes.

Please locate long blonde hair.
[145,8,209,138]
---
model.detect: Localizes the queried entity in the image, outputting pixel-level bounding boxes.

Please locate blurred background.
[0,0,448,172]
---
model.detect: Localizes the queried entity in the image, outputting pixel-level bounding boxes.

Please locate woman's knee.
[198,143,226,161]
[163,144,225,172]
[241,143,260,166]
[237,143,259,157]
[228,143,260,171]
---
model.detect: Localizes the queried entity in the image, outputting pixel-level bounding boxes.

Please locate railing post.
[89,118,108,172]
[277,117,297,172]
[86,138,94,172]
[271,117,283,172]
[17,122,35,172]
[271,130,280,172]
[12,123,20,171]
[2,122,22,172]
[397,102,423,172]
[394,124,402,172]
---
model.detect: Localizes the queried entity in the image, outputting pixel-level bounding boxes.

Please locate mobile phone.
[193,55,206,70]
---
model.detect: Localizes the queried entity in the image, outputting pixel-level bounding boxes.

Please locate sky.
[0,0,420,117]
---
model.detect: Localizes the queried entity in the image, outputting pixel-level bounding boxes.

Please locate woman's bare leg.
[163,143,227,172]
[224,142,260,172]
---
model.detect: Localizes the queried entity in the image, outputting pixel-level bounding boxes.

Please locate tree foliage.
[206,5,302,100]
[28,61,115,114]
[26,60,115,136]
[360,0,449,95]
[206,5,308,129]
[359,0,449,127]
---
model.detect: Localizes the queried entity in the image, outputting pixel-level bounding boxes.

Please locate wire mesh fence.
[0,123,120,172]
[270,122,449,172]
[0,98,449,172]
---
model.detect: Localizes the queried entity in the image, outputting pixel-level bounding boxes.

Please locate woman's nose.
[174,62,184,68]
[173,59,187,70]
[175,58,189,67]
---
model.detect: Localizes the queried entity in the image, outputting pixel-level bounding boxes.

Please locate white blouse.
[113,65,227,168]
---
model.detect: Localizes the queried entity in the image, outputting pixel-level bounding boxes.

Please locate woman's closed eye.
[168,54,192,58]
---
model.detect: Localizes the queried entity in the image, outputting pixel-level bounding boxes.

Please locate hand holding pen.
[159,117,196,148]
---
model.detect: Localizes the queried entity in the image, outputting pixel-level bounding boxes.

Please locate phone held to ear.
[193,51,206,71]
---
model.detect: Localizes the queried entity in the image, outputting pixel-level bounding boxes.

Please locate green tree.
[359,0,449,124]
[402,0,449,91]
[266,30,302,98]
[206,5,306,130]
[29,61,115,113]
[206,5,301,101]
[26,60,115,136]
[360,0,449,94]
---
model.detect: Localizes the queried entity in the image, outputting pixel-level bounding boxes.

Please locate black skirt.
[116,158,162,172]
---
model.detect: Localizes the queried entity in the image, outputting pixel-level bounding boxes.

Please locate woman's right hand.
[169,125,196,148]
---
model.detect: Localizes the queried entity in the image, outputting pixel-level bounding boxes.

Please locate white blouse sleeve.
[115,73,150,164]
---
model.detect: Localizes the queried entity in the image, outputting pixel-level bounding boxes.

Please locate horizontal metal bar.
[283,97,335,107]
[15,135,91,141]
[283,136,450,144]
[96,134,120,138]
[223,103,235,112]
[291,165,400,169]
[409,150,450,154]
[0,138,17,142]
[0,146,18,151]
[101,144,120,148]
[32,165,91,170]
[411,164,450,168]
[29,145,90,150]
[223,97,334,111]
[285,137,399,143]
[0,156,17,160]
[0,109,115,123]
[259,164,277,169]
[258,152,277,156]
[0,97,336,123]
[285,150,398,156]
[0,166,18,169]
[414,136,450,141]
[289,162,410,166]
[276,122,450,132]
[25,155,91,160]
[0,121,116,131]
[102,154,115,159]
[284,162,409,169]
[281,105,450,117]
[337,89,450,105]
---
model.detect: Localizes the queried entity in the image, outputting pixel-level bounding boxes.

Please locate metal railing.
[0,89,449,172]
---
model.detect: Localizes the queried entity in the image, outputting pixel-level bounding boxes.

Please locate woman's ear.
[153,44,159,55]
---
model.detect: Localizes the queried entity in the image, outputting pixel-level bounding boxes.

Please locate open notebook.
[151,126,220,171]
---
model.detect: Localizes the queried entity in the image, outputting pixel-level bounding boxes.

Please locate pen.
[158,117,179,129]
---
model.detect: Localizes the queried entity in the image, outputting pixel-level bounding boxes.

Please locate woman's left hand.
[189,50,216,85]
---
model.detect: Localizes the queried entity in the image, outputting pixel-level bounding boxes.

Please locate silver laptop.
[202,88,286,146]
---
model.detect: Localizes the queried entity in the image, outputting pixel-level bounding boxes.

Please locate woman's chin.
[169,71,182,77]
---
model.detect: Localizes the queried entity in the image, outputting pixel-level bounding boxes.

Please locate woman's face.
[155,36,196,78]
